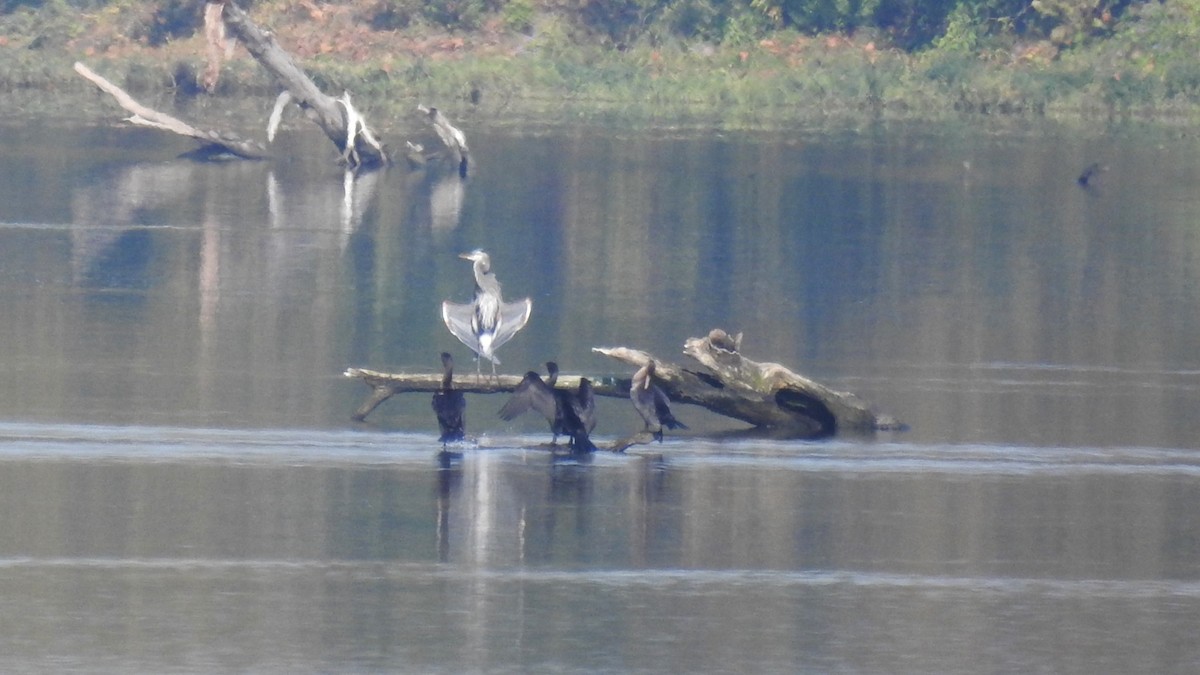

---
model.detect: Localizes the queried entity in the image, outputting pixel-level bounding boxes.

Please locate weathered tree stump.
[344,329,902,440]
[418,104,470,177]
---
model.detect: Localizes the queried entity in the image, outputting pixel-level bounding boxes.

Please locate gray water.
[1,111,1200,672]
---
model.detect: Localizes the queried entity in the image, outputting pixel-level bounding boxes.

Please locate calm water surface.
[1,109,1199,672]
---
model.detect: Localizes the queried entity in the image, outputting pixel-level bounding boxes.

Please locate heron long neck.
[474,267,502,298]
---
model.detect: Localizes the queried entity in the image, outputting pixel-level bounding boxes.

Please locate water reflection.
[3,118,1200,670]
[0,423,1199,671]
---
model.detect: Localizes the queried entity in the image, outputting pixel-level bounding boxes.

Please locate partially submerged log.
[343,368,628,422]
[596,328,901,436]
[74,62,268,160]
[344,329,902,440]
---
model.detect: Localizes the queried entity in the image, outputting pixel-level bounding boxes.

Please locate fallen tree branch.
[74,62,268,159]
[342,367,630,422]
[344,329,903,439]
[221,1,387,169]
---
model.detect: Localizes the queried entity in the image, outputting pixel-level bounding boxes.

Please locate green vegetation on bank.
[3,0,1200,124]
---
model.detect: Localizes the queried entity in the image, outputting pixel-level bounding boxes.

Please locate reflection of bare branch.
[69,162,200,283]
[430,174,464,233]
[267,90,292,143]
[74,62,268,159]
[341,167,382,244]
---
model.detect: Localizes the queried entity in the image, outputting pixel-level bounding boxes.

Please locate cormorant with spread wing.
[499,363,597,452]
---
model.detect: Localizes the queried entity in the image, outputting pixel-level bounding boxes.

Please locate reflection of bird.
[441,250,532,380]
[499,364,597,452]
[631,361,687,442]
[432,352,466,444]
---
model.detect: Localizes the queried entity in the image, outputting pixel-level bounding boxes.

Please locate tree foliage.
[2,0,1195,58]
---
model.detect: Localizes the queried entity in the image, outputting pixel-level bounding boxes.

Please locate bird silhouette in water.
[498,363,597,452]
[431,352,466,444]
[631,360,687,442]
[1078,162,1107,188]
[441,250,532,380]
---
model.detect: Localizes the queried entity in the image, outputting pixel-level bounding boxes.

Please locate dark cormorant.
[498,365,597,452]
[431,352,466,444]
[1078,162,1107,187]
[441,250,532,380]
[631,361,687,442]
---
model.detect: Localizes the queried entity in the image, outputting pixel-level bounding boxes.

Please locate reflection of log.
[221,2,386,168]
[74,62,268,159]
[344,329,902,439]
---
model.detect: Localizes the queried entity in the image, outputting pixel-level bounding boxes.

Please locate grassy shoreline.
[5,0,1200,130]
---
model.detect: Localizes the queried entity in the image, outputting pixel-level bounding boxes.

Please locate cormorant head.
[632,361,655,390]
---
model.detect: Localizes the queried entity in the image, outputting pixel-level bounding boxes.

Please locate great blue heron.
[441,250,532,380]
[499,363,597,452]
[431,352,466,444]
[631,360,687,442]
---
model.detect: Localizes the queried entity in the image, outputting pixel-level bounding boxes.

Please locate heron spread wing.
[442,301,482,357]
[490,298,533,352]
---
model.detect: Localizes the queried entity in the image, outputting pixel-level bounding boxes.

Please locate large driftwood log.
[74,62,268,159]
[221,2,387,168]
[596,329,900,436]
[344,329,902,439]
